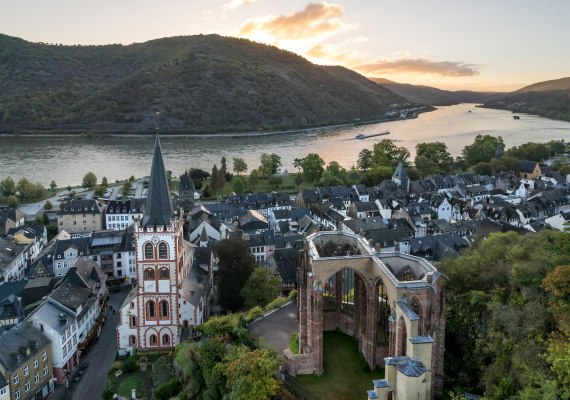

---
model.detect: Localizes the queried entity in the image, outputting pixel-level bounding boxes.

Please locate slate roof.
[519,160,540,174]
[181,244,210,307]
[49,280,93,313]
[58,199,103,215]
[0,321,51,372]
[0,237,29,274]
[143,135,174,227]
[53,236,91,259]
[384,356,427,377]
[106,198,145,215]
[272,248,299,284]
[393,162,408,180]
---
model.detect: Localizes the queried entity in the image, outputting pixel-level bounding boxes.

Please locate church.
[117,136,212,354]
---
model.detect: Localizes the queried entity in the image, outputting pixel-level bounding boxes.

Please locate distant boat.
[513,115,520,120]
[355,131,390,139]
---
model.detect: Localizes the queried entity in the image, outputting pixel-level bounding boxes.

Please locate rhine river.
[1,103,569,186]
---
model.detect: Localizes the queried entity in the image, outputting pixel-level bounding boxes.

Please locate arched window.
[158,242,168,259]
[130,315,136,328]
[162,334,170,346]
[159,268,169,279]
[144,268,155,280]
[129,335,136,346]
[160,300,169,318]
[144,243,154,259]
[149,334,157,346]
[147,301,156,319]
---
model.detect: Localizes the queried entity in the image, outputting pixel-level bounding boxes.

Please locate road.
[248,301,297,354]
[52,287,130,400]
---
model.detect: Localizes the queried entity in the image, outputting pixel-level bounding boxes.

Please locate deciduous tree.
[215,239,256,312]
[415,142,453,172]
[356,149,372,171]
[0,176,16,197]
[301,153,325,183]
[371,139,410,168]
[462,134,504,167]
[259,153,282,176]
[241,267,282,310]
[82,171,97,188]
[232,158,248,175]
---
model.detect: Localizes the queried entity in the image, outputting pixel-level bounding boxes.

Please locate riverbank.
[0,108,434,139]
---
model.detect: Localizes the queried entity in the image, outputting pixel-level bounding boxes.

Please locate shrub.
[289,331,299,354]
[153,379,182,400]
[264,296,288,312]
[245,306,263,323]
[121,357,137,373]
[287,290,297,301]
[101,385,115,400]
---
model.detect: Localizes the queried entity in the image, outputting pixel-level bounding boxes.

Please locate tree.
[293,158,304,173]
[415,142,453,172]
[462,134,504,167]
[231,176,246,195]
[415,155,442,177]
[66,185,72,192]
[233,158,248,175]
[211,164,221,193]
[241,267,282,309]
[506,142,550,161]
[16,177,34,202]
[82,172,97,188]
[294,173,303,192]
[362,166,393,186]
[215,239,256,312]
[6,195,19,208]
[267,175,283,190]
[357,149,372,171]
[49,180,57,190]
[225,348,281,400]
[371,139,410,168]
[101,177,108,187]
[547,140,566,156]
[259,153,282,176]
[301,153,325,183]
[94,185,105,197]
[325,161,347,183]
[122,181,132,196]
[44,200,53,210]
[472,162,493,175]
[248,170,260,187]
[0,176,16,197]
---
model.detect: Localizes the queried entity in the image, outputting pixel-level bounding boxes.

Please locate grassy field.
[289,332,383,400]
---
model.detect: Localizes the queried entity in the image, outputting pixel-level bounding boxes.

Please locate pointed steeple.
[393,162,408,180]
[199,225,208,247]
[142,135,173,227]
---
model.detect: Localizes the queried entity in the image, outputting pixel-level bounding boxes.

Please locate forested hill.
[0,34,405,134]
[482,77,570,122]
[369,77,502,106]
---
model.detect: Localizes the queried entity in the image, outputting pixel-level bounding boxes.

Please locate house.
[0,238,33,284]
[0,208,25,237]
[347,201,381,219]
[57,199,105,234]
[518,160,542,180]
[0,321,54,400]
[104,199,144,231]
[267,248,298,293]
[187,221,220,246]
[238,210,268,233]
[544,212,570,231]
[51,236,91,277]
[90,228,135,279]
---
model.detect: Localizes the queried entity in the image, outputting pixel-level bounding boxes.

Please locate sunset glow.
[1,0,568,91]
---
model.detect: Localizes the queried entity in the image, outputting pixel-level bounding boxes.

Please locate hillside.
[0,34,406,134]
[483,77,570,122]
[369,77,501,106]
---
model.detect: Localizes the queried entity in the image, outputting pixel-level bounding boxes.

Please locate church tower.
[133,135,184,350]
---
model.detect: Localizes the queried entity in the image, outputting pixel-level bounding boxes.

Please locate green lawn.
[116,374,145,397]
[290,332,383,400]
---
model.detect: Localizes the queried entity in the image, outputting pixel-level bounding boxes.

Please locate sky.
[2,0,569,91]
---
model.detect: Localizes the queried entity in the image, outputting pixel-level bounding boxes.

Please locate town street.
[52,286,130,400]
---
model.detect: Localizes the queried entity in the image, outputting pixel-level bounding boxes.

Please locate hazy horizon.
[2,0,569,91]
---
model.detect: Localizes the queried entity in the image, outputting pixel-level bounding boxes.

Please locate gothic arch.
[144,268,155,280]
[397,265,417,281]
[159,299,169,318]
[158,267,169,280]
[144,242,154,259]
[146,300,156,319]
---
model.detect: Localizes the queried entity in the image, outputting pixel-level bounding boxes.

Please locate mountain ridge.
[0,34,406,134]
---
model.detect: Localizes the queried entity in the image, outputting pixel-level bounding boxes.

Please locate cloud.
[224,0,258,11]
[356,59,480,77]
[238,2,354,42]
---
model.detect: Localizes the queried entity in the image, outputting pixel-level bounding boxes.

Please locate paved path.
[52,287,130,400]
[248,301,297,354]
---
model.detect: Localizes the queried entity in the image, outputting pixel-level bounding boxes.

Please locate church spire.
[142,134,173,227]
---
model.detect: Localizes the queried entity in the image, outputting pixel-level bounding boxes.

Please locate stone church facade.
[285,231,445,400]
[117,136,199,353]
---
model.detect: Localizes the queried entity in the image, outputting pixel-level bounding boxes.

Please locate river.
[1,104,569,186]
